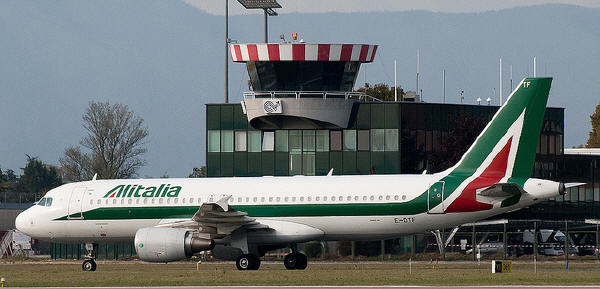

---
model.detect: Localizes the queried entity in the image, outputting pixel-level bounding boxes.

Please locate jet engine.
[134,227,214,262]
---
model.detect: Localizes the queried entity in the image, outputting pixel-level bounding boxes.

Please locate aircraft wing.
[476,183,525,207]
[154,195,266,239]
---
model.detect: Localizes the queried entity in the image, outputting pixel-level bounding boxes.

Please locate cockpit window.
[46,197,53,207]
[37,197,46,206]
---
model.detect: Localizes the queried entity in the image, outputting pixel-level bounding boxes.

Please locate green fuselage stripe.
[56,194,428,220]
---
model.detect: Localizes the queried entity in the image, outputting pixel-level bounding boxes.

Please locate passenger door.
[67,187,86,219]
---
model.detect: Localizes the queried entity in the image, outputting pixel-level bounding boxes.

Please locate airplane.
[16,77,566,271]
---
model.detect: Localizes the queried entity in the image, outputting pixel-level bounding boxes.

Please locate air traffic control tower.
[230,43,379,129]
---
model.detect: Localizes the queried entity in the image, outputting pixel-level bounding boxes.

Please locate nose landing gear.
[82,243,98,271]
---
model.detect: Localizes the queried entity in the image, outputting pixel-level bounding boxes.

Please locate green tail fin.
[447,77,552,181]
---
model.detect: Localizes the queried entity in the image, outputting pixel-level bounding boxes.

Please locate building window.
[303,152,315,175]
[316,130,329,152]
[330,131,342,151]
[357,130,370,151]
[276,130,289,152]
[248,131,261,152]
[371,129,385,152]
[343,130,356,151]
[385,129,399,151]
[262,131,275,151]
[208,130,221,152]
[303,130,315,152]
[290,153,302,175]
[221,130,233,152]
[289,130,302,153]
[235,131,247,151]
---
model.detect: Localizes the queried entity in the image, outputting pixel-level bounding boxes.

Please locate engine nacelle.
[134,227,214,262]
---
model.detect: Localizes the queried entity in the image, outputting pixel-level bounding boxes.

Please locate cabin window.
[159,198,164,204]
[292,197,296,202]
[354,196,359,201]
[174,198,178,204]
[347,196,351,201]
[166,198,170,204]
[394,195,399,201]
[105,199,109,205]
[113,199,117,205]
[253,197,258,202]
[284,196,289,202]
[269,197,273,202]
[386,195,390,201]
[151,198,155,204]
[307,196,312,201]
[331,196,335,202]
[363,196,367,201]
[143,198,148,204]
[245,197,250,203]
[128,199,132,205]
[323,196,328,201]
[316,196,320,201]
[261,197,265,202]
[120,199,124,205]
[369,196,374,201]
[378,196,383,201]
[237,197,242,203]
[189,198,193,203]
[198,198,202,203]
[402,195,407,200]
[182,198,186,204]
[300,196,304,202]
[97,199,101,205]
[276,197,280,202]
[338,196,343,201]
[136,199,140,204]
[90,200,93,205]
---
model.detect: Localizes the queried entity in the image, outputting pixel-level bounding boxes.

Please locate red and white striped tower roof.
[230,43,378,62]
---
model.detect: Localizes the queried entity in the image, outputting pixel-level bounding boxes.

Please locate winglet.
[215,195,231,212]
[92,173,98,181]
[327,169,334,176]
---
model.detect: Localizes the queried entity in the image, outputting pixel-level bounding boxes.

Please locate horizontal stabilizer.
[565,182,586,188]
[476,183,524,207]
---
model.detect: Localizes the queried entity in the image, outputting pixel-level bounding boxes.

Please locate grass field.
[1,261,600,287]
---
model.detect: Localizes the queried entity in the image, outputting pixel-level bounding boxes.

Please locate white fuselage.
[15,173,554,245]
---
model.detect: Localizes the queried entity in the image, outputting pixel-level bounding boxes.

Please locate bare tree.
[60,102,148,182]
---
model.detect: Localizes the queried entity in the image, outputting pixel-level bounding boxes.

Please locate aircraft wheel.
[284,253,299,270]
[82,259,96,271]
[296,253,308,270]
[236,254,260,270]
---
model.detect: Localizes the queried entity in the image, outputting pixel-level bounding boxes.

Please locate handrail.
[242,91,382,102]
[0,230,13,258]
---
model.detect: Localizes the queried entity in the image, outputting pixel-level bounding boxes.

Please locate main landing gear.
[82,243,98,271]
[236,253,261,270]
[284,244,307,270]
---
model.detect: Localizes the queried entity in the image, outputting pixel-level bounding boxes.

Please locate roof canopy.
[230,43,378,62]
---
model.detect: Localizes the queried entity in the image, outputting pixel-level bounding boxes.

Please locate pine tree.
[586,102,600,148]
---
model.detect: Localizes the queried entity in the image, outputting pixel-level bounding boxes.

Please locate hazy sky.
[185,0,600,15]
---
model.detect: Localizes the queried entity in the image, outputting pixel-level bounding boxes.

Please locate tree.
[355,83,405,101]
[586,102,600,148]
[188,166,207,178]
[60,101,148,182]
[17,155,62,195]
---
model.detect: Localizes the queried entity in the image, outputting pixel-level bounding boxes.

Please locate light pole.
[224,0,229,103]
[236,0,281,43]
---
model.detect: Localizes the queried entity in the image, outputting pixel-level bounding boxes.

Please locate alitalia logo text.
[103,184,181,198]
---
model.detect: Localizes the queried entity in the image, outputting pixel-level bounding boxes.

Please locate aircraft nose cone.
[15,211,29,233]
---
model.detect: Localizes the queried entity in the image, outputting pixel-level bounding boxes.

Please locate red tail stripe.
[445,137,513,213]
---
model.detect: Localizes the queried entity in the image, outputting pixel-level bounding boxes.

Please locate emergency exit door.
[427,181,445,214]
